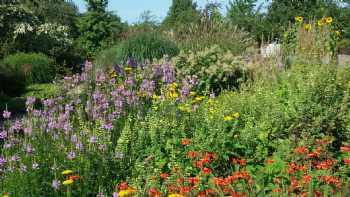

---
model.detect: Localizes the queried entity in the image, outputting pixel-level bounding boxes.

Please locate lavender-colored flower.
[24,126,32,135]
[2,110,11,119]
[95,71,106,85]
[127,57,138,68]
[98,144,107,152]
[89,136,97,144]
[10,120,22,132]
[102,122,113,131]
[0,157,6,167]
[33,109,42,117]
[52,179,61,190]
[76,142,83,151]
[140,79,156,98]
[0,131,7,139]
[84,60,93,72]
[162,62,175,84]
[25,96,36,107]
[25,144,35,154]
[32,163,39,170]
[113,65,123,75]
[67,151,76,160]
[113,192,119,197]
[43,99,54,107]
[71,134,78,143]
[180,80,190,99]
[124,76,135,87]
[3,143,13,149]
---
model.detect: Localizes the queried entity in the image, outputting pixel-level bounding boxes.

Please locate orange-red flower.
[205,188,216,195]
[69,175,80,181]
[272,188,281,193]
[119,182,129,190]
[340,146,350,153]
[180,186,191,195]
[202,167,212,174]
[148,188,161,197]
[302,175,312,184]
[188,177,200,185]
[212,177,230,186]
[232,158,247,166]
[295,146,309,155]
[181,138,191,145]
[344,157,350,165]
[187,151,198,159]
[230,192,247,197]
[315,159,337,170]
[308,147,321,158]
[288,163,306,174]
[266,159,274,164]
[160,172,169,180]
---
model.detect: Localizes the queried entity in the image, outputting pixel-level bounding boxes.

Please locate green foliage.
[85,0,108,12]
[77,11,125,56]
[94,45,123,69]
[162,0,200,28]
[117,32,179,63]
[173,45,250,93]
[1,52,55,84]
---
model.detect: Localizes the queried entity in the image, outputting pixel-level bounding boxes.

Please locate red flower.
[232,171,250,180]
[272,188,281,193]
[232,158,247,166]
[197,191,207,197]
[230,192,247,197]
[160,172,169,180]
[181,138,191,145]
[187,151,198,159]
[340,146,350,153]
[119,182,129,190]
[308,147,322,158]
[302,175,312,184]
[315,159,337,170]
[176,178,184,184]
[295,146,309,155]
[300,192,309,197]
[212,177,229,186]
[222,187,234,193]
[344,157,350,165]
[205,188,216,195]
[188,177,200,185]
[288,163,306,174]
[180,186,191,195]
[69,175,80,181]
[167,185,179,193]
[266,159,274,164]
[148,188,161,197]
[202,167,212,174]
[319,176,341,186]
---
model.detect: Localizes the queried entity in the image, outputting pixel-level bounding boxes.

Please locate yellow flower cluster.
[168,82,179,98]
[118,188,136,197]
[317,17,333,26]
[224,112,240,121]
[168,194,185,197]
[295,16,303,23]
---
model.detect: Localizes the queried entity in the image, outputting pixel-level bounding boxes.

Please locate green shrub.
[173,45,250,93]
[2,52,55,84]
[0,63,27,96]
[118,32,179,63]
[94,45,123,70]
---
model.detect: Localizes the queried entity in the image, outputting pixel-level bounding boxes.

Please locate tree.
[78,0,125,55]
[227,0,265,41]
[162,0,200,28]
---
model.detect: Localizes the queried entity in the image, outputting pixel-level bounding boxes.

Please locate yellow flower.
[304,23,312,31]
[224,115,233,121]
[194,96,205,102]
[178,105,191,113]
[170,82,178,89]
[2,195,10,197]
[62,170,73,175]
[232,112,240,118]
[335,30,341,36]
[63,179,74,185]
[152,95,161,100]
[110,70,117,78]
[118,189,136,197]
[124,67,132,74]
[190,91,197,97]
[317,19,324,26]
[325,16,333,24]
[294,16,303,23]
[168,194,185,197]
[169,91,179,98]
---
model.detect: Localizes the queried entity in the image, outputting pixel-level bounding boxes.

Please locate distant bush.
[94,45,122,70]
[2,52,55,84]
[118,32,179,63]
[0,63,27,96]
[173,45,250,94]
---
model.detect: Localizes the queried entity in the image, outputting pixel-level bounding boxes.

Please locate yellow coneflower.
[304,23,312,31]
[335,30,341,36]
[224,115,233,121]
[152,95,161,100]
[325,16,333,24]
[62,170,73,175]
[232,112,240,118]
[194,96,205,102]
[124,67,132,74]
[63,179,74,185]
[294,16,303,23]
[317,19,324,26]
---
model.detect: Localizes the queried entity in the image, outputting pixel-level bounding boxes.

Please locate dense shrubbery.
[1,53,55,84]
[173,45,250,93]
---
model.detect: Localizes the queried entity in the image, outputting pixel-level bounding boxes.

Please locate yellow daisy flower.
[294,16,303,23]
[62,170,73,175]
[168,194,185,197]
[118,189,136,197]
[304,23,312,31]
[325,16,333,24]
[63,179,74,185]
[224,115,233,121]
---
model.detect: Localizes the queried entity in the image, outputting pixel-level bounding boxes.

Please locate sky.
[73,0,267,24]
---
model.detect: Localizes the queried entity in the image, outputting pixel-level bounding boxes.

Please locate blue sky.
[73,0,267,24]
